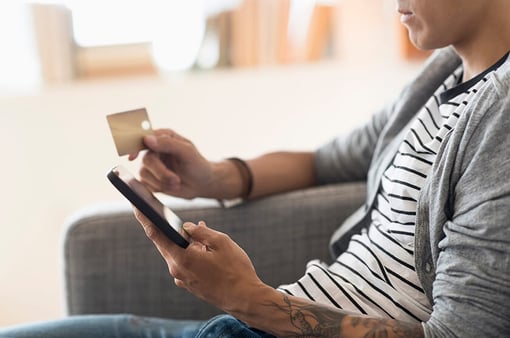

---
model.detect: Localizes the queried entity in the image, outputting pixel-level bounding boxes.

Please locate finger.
[182,221,223,249]
[142,151,170,178]
[174,278,188,290]
[138,168,161,192]
[141,152,181,190]
[154,128,191,143]
[128,151,140,161]
[140,165,175,193]
[144,132,191,159]
[133,208,180,258]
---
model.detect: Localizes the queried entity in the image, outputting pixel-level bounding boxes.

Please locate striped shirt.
[278,60,504,322]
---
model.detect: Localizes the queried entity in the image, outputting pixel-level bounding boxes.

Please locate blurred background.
[0,0,429,327]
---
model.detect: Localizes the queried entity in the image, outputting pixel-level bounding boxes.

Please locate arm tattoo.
[272,295,347,337]
[265,294,423,338]
[349,316,423,338]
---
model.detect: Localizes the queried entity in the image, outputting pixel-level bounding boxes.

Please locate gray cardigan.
[315,47,510,337]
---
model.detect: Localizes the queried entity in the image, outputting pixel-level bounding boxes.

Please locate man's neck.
[454,4,510,81]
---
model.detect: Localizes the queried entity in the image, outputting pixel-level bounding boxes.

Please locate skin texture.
[398,0,487,50]
[398,0,510,80]
[131,0,510,336]
[135,214,425,337]
[129,129,315,200]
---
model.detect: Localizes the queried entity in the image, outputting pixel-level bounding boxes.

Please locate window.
[0,3,41,91]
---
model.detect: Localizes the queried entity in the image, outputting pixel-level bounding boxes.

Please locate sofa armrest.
[63,182,366,320]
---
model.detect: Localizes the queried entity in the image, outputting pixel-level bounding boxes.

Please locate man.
[130,0,510,336]
[1,0,509,336]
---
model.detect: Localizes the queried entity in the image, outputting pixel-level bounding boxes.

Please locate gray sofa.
[63,182,366,320]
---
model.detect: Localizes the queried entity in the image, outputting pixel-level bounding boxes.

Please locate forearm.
[232,286,424,338]
[248,151,316,199]
[211,151,316,200]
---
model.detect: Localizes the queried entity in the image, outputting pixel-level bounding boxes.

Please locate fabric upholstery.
[63,182,366,320]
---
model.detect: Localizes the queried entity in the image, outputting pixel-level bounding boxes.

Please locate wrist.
[211,158,253,205]
[209,159,249,200]
[225,282,278,325]
[226,157,253,200]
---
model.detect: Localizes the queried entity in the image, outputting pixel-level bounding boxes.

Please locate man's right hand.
[129,129,218,199]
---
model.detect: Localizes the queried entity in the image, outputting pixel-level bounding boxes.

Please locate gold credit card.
[106,108,153,156]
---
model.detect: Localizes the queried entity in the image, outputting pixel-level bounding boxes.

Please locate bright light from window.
[0,3,40,91]
[59,0,240,71]
[65,1,154,47]
[151,1,206,72]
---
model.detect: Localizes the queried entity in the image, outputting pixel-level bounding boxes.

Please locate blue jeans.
[0,314,275,338]
[195,315,275,338]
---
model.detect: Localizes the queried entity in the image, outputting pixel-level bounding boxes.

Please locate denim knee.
[195,314,275,338]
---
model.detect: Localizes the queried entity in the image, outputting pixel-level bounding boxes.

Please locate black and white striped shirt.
[278,60,504,322]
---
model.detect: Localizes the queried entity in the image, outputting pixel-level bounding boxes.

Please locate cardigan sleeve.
[423,81,510,337]
[313,103,392,184]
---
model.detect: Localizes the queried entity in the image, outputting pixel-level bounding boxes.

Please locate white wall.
[0,58,422,327]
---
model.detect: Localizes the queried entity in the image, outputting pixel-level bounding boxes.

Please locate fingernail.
[145,135,157,146]
[182,222,195,230]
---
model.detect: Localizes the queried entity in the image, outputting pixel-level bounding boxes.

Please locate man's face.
[396,0,487,50]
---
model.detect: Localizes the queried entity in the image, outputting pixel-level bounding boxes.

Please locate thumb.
[143,134,162,151]
[144,133,188,158]
[183,221,218,247]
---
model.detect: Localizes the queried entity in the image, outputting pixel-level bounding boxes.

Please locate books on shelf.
[219,0,336,67]
[31,3,77,83]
